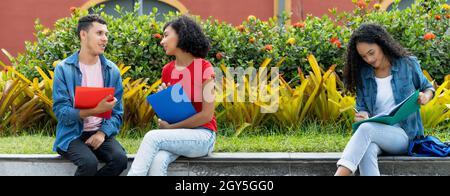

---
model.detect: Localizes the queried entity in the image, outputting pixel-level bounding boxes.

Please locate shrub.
[9,0,449,83]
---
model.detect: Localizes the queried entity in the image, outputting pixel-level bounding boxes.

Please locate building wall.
[179,0,274,25]
[0,0,86,64]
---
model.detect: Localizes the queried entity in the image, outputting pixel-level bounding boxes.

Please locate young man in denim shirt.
[52,15,127,176]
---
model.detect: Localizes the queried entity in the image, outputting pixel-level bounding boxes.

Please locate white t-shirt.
[374,75,396,116]
[79,58,104,132]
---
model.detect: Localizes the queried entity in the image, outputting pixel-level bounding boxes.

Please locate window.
[88,0,181,20]
[386,0,450,11]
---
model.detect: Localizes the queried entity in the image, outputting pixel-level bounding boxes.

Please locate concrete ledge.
[1,153,450,176]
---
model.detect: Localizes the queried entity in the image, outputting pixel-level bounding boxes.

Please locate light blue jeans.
[128,128,216,176]
[337,122,409,176]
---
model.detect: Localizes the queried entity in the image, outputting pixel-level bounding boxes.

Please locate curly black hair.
[343,23,411,93]
[163,16,211,58]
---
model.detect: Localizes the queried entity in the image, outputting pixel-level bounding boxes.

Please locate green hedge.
[10,0,450,82]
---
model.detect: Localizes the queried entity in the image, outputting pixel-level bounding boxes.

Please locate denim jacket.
[355,56,434,140]
[52,52,123,152]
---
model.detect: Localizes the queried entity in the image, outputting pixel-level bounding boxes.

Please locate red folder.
[74,87,115,119]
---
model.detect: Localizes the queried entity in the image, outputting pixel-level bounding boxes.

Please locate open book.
[352,90,420,132]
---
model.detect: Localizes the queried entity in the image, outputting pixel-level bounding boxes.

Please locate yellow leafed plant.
[420,74,450,132]
[215,60,273,136]
[0,59,161,135]
[273,54,355,129]
[0,62,52,134]
[217,54,356,135]
[121,76,161,135]
[305,55,355,127]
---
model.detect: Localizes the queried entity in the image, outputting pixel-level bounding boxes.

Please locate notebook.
[146,83,197,124]
[74,87,115,119]
[352,90,420,132]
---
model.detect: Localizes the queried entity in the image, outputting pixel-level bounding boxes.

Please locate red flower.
[216,52,224,60]
[356,0,368,9]
[1,66,9,73]
[237,25,245,32]
[153,33,162,39]
[423,32,436,40]
[265,44,273,51]
[435,15,442,21]
[249,37,256,44]
[70,7,77,13]
[446,14,450,19]
[293,22,305,28]
[330,37,342,48]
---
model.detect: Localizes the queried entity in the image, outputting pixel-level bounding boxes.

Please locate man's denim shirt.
[52,52,123,152]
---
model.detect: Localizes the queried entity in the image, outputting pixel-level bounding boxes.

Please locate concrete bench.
[1,153,449,176]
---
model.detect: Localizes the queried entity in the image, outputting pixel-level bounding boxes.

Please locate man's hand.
[85,131,106,150]
[80,95,117,119]
[94,95,117,114]
[354,112,369,122]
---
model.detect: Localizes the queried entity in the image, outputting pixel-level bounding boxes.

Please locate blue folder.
[146,83,197,124]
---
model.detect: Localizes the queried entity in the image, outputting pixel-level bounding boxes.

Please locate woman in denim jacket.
[335,24,435,176]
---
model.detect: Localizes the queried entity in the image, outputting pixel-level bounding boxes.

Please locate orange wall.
[0,0,87,64]
[179,0,274,25]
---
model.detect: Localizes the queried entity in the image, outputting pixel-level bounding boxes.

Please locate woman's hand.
[157,82,170,92]
[354,112,369,122]
[158,119,172,129]
[418,90,433,105]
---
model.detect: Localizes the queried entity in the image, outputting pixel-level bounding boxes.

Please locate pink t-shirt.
[79,58,104,132]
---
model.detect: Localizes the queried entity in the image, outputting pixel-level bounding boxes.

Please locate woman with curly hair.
[335,24,435,176]
[128,16,216,176]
